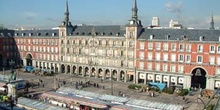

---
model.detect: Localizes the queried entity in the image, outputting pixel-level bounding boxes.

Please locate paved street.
[1,69,218,110]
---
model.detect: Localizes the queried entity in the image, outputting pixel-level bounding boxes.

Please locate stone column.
[53,64,56,73]
[58,64,61,73]
[65,65,68,74]
[144,73,147,85]
[23,58,27,66]
[152,74,155,82]
[167,75,170,88]
[124,71,128,83]
[160,74,162,83]
[70,65,73,75]
[117,70,120,81]
[135,71,139,84]
[95,68,98,78]
[102,69,106,80]
[82,67,85,77]
[32,60,36,67]
[184,75,191,89]
[206,77,214,90]
[110,70,113,80]
[89,67,92,77]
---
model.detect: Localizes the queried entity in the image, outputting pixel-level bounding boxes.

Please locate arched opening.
[61,64,65,73]
[0,54,3,68]
[79,66,82,75]
[85,67,89,76]
[26,54,32,66]
[120,71,125,81]
[112,70,117,81]
[191,68,207,89]
[55,64,58,73]
[91,68,96,77]
[98,69,103,78]
[105,69,110,79]
[73,66,76,74]
[67,65,70,73]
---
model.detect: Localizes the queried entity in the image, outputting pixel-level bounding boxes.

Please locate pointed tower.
[125,0,143,84]
[210,12,215,30]
[59,0,73,37]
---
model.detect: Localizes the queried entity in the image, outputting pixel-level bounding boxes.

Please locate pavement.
[1,69,218,110]
[0,102,25,110]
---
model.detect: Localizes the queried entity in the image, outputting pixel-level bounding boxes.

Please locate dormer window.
[37,33,41,36]
[88,32,91,35]
[8,33,11,37]
[29,33,33,36]
[95,32,98,35]
[45,33,49,36]
[199,36,204,41]
[81,32,85,35]
[101,32,105,36]
[52,33,56,36]
[15,33,19,36]
[150,35,154,40]
[76,32,79,35]
[166,35,170,40]
[22,33,26,36]
[116,33,120,36]
[109,32,112,36]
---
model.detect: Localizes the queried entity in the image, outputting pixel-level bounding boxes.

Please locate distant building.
[152,17,160,27]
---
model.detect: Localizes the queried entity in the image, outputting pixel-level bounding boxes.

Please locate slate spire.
[210,12,215,30]
[64,0,70,24]
[132,0,138,20]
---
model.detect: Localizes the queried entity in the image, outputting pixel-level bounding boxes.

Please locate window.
[156,42,161,50]
[217,57,220,65]
[140,42,145,50]
[186,44,191,52]
[129,42,133,47]
[198,45,203,52]
[139,62,144,69]
[129,31,133,38]
[170,65,176,72]
[197,56,203,63]
[209,56,215,65]
[156,53,160,61]
[179,44,184,51]
[185,55,191,63]
[147,63,152,70]
[171,54,176,62]
[148,43,153,50]
[218,46,220,53]
[178,65,184,73]
[140,52,144,60]
[163,43,168,51]
[163,53,168,61]
[148,52,152,60]
[156,63,160,71]
[171,43,176,51]
[163,64,168,71]
[210,45,215,53]
[216,68,220,75]
[179,54,184,62]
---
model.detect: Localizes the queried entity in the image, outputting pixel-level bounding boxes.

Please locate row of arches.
[60,64,126,81]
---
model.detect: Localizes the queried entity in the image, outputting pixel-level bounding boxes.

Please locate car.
[189,91,194,96]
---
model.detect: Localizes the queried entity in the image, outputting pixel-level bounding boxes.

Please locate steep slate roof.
[70,25,126,37]
[0,30,15,37]
[14,29,59,37]
[139,28,220,42]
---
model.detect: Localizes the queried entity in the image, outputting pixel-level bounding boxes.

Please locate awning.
[149,82,166,90]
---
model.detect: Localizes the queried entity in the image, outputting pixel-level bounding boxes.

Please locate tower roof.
[210,12,215,30]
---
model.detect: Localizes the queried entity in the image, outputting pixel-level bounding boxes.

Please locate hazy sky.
[0,0,220,29]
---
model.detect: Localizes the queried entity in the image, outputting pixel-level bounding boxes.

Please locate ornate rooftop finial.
[64,0,70,24]
[210,11,215,30]
[132,0,138,20]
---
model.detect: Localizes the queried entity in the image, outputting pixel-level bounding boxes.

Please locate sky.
[0,0,220,29]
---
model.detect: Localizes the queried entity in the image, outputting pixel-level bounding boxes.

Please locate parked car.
[24,66,35,73]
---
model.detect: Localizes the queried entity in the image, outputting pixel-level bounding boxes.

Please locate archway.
[67,65,70,73]
[98,69,103,78]
[79,66,82,75]
[113,70,117,81]
[120,71,125,81]
[85,67,89,76]
[61,64,65,73]
[105,69,110,79]
[26,54,32,66]
[0,54,3,67]
[191,68,207,89]
[73,66,76,74]
[91,68,96,77]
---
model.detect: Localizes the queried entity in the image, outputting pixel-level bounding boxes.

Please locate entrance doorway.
[191,68,207,89]
[26,54,32,66]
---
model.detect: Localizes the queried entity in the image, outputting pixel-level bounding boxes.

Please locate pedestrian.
[42,84,44,88]
[182,96,185,102]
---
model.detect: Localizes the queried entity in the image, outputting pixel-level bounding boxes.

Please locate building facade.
[0,0,220,90]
